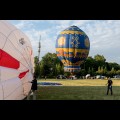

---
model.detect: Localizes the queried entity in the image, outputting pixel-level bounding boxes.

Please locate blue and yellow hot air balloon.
[56,25,90,73]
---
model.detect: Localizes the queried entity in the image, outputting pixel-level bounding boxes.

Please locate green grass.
[38,78,120,86]
[36,86,120,100]
[31,79,120,100]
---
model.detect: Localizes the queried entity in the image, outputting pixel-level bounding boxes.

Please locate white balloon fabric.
[0,20,34,100]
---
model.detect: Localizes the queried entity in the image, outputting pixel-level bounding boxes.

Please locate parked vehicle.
[96,75,105,79]
[96,75,101,79]
[68,75,77,80]
[86,74,90,79]
[114,75,120,78]
[71,75,77,80]
[56,75,66,79]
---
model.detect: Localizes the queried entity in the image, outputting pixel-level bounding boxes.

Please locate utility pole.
[38,35,41,63]
[32,35,41,100]
[27,35,41,100]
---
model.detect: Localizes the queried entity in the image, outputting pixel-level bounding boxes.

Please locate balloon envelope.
[56,25,90,73]
[0,20,34,100]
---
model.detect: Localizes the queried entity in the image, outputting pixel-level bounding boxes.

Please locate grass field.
[38,78,120,86]
[31,79,120,100]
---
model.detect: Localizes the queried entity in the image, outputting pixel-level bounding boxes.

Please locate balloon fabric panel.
[0,20,34,100]
[56,26,90,73]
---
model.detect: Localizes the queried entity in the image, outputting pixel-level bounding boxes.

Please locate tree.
[109,62,120,71]
[39,61,44,77]
[116,70,120,75]
[35,52,120,78]
[88,67,91,74]
[94,54,106,68]
[100,66,104,75]
[39,52,64,78]
[110,67,116,77]
[56,63,63,75]
[96,66,101,75]
[79,69,86,77]
[91,67,95,76]
[64,72,71,78]
[94,54,106,62]
[83,56,95,72]
[103,66,107,76]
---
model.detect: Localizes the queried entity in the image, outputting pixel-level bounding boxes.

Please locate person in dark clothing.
[30,75,37,100]
[106,77,113,95]
[27,75,37,100]
[31,75,37,92]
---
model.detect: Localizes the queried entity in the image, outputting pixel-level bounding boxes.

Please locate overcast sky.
[9,20,120,64]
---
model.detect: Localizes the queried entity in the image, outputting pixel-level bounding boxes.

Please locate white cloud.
[9,20,120,64]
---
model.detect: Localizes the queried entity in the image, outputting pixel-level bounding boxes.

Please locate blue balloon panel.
[56,25,90,73]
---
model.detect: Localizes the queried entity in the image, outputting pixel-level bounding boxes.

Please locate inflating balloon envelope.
[56,25,90,74]
[0,20,34,100]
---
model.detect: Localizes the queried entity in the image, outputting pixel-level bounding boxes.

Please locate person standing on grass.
[27,74,38,100]
[106,77,113,95]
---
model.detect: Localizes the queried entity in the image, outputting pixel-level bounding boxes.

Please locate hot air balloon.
[0,20,34,100]
[56,25,90,74]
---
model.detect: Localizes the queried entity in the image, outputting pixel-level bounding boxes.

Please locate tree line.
[34,53,120,78]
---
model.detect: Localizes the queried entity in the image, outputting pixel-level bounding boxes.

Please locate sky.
[9,20,120,64]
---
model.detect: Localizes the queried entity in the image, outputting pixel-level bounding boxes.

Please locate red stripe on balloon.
[0,49,20,69]
[19,70,29,79]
